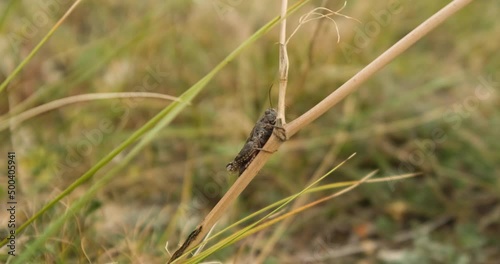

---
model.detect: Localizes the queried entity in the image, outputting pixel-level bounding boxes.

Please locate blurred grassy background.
[0,0,498,263]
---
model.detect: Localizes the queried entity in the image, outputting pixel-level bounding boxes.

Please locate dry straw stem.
[0,92,183,131]
[287,3,361,45]
[277,0,289,126]
[286,0,475,137]
[169,0,474,261]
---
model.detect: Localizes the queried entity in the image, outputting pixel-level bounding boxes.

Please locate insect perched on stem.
[226,108,277,175]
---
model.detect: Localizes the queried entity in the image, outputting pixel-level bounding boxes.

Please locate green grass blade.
[0,0,84,94]
[12,97,189,263]
[2,0,311,258]
[182,154,355,264]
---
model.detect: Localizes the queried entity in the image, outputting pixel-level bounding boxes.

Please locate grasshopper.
[169,109,279,263]
[226,108,277,175]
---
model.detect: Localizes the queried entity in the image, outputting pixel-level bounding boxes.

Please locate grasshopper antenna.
[268,83,274,108]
